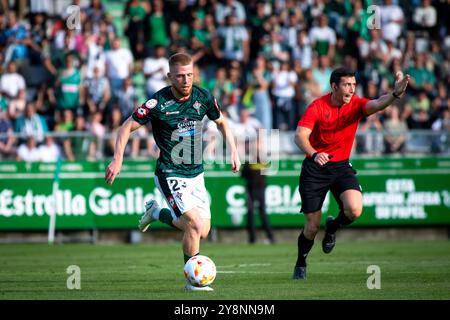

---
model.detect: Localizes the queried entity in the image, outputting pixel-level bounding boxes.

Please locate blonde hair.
[168,53,193,68]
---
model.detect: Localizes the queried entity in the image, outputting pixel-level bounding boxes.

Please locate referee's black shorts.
[299,157,362,214]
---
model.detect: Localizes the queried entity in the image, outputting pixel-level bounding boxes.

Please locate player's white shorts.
[154,173,211,219]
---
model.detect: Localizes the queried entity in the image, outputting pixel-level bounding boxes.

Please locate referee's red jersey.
[298,93,369,162]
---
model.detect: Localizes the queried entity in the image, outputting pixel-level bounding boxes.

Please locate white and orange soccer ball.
[184,255,216,287]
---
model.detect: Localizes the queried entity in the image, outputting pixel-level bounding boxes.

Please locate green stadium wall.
[0,157,449,230]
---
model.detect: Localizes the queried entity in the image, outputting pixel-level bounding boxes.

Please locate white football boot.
[138,200,160,232]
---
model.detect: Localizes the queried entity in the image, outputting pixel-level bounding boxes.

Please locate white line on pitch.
[216,263,272,269]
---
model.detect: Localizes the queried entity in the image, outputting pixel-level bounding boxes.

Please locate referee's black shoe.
[322,216,336,254]
[292,266,307,280]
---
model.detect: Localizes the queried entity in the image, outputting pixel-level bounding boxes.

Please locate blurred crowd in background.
[0,0,449,162]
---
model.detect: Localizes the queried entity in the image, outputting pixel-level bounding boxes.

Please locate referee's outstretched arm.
[365,72,410,116]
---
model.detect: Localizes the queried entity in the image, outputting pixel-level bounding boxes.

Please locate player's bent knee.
[200,221,211,239]
[200,229,210,239]
[345,207,362,220]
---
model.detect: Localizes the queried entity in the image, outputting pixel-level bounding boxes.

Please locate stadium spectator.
[412,0,438,38]
[16,135,40,161]
[0,60,26,119]
[116,77,138,121]
[143,45,169,97]
[208,66,233,109]
[146,0,170,49]
[215,0,246,26]
[379,0,404,44]
[292,30,313,70]
[212,14,250,67]
[312,55,332,94]
[54,109,75,160]
[271,60,298,130]
[83,65,111,115]
[0,107,16,159]
[14,101,48,144]
[2,12,28,66]
[406,53,436,93]
[38,135,61,162]
[245,55,272,130]
[71,113,89,160]
[87,110,106,160]
[383,106,408,154]
[124,0,150,60]
[357,113,384,155]
[105,37,134,102]
[308,14,336,58]
[431,108,450,153]
[55,53,82,114]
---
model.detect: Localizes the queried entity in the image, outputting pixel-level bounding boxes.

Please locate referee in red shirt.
[293,67,410,280]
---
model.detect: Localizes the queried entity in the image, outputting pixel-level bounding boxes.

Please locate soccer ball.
[184,255,216,287]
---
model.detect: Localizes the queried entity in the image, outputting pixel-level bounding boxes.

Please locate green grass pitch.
[0,240,449,300]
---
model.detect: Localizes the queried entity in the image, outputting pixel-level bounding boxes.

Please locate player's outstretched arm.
[365,71,410,116]
[105,117,142,185]
[214,114,241,173]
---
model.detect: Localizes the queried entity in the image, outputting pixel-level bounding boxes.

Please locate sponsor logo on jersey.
[193,101,201,114]
[145,99,157,109]
[161,99,175,110]
[177,119,198,137]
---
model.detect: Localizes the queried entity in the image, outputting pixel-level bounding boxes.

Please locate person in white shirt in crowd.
[85,33,106,79]
[38,135,61,162]
[0,61,26,119]
[271,60,298,130]
[17,135,40,162]
[143,46,169,97]
[413,0,438,38]
[105,38,134,102]
[308,14,336,58]
[379,0,405,44]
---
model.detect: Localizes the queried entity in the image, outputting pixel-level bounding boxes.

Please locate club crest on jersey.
[145,99,157,109]
[193,101,201,114]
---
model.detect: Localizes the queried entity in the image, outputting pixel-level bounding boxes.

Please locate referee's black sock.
[328,210,353,234]
[295,232,314,267]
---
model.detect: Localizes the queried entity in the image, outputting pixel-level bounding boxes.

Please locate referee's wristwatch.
[311,152,318,161]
